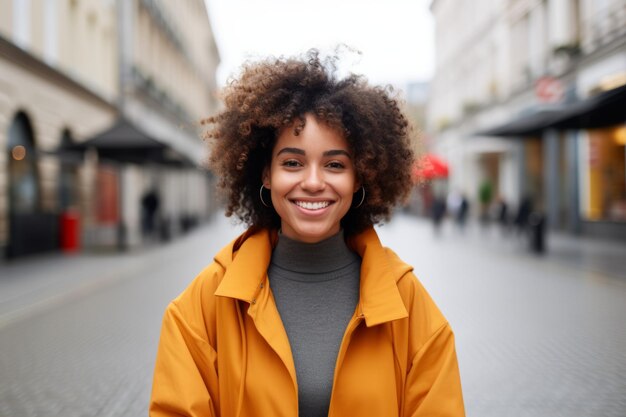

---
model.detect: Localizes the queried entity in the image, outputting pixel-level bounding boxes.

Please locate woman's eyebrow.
[277,147,305,156]
[276,148,351,157]
[323,150,351,157]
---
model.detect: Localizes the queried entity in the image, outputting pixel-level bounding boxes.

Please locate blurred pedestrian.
[432,195,447,235]
[457,192,469,230]
[141,188,160,241]
[514,195,533,236]
[446,189,462,219]
[492,196,509,233]
[150,50,465,417]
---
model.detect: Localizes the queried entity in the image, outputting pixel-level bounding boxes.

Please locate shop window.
[558,134,570,229]
[585,126,626,221]
[524,137,544,209]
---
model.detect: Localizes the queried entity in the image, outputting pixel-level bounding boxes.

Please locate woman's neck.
[270,230,359,274]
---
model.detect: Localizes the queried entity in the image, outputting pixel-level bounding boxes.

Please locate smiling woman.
[149,50,465,417]
[204,50,415,236]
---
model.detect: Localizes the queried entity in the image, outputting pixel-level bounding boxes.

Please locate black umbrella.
[66,118,194,167]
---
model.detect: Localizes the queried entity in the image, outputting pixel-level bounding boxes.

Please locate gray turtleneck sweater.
[268,231,361,417]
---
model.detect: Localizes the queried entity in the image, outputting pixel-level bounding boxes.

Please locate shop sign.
[535,76,564,103]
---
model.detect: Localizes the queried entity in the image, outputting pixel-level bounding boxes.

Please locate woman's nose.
[301,166,325,191]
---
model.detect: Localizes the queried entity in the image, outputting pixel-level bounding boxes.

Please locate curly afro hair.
[204,49,415,236]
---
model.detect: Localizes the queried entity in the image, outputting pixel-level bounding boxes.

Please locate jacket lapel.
[214,228,298,388]
[349,227,410,327]
[214,228,272,303]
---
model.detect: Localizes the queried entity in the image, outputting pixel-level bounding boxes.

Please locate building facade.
[427,0,626,239]
[111,0,220,248]
[0,0,220,258]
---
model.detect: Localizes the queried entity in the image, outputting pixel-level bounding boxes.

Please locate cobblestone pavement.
[0,216,245,417]
[0,213,625,416]
[377,214,626,417]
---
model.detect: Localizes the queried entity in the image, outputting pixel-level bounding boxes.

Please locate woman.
[150,50,465,417]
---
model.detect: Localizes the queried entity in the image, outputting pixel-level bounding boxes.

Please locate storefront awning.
[475,109,564,137]
[412,153,449,181]
[475,84,626,137]
[68,118,194,167]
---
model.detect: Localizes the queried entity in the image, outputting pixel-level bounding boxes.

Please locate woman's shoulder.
[352,227,447,328]
[161,230,266,344]
[165,247,230,330]
[170,227,274,311]
[175,259,227,305]
[383,248,450,338]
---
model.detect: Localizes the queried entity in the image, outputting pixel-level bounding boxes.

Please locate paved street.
[377,214,626,417]
[1,212,625,417]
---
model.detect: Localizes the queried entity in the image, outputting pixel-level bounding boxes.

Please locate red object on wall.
[59,209,80,252]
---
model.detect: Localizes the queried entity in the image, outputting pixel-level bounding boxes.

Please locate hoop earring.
[259,184,272,208]
[352,186,365,209]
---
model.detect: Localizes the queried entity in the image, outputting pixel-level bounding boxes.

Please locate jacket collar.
[347,227,410,326]
[214,226,409,326]
[214,227,278,303]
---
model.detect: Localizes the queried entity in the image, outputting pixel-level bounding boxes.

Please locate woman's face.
[263,114,359,243]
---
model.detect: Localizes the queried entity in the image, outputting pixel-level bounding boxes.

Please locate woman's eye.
[326,161,345,169]
[282,160,301,168]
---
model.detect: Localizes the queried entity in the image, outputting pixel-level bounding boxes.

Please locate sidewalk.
[0,240,171,329]
[383,211,626,285]
[431,215,626,281]
[0,215,245,329]
[1,213,624,329]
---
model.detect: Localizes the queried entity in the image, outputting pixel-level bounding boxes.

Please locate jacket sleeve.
[403,322,465,417]
[149,301,219,417]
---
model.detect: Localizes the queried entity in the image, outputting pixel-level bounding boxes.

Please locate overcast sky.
[203,0,435,89]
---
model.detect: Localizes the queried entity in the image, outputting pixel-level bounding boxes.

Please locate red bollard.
[59,209,81,253]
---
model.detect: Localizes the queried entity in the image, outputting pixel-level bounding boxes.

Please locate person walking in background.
[446,189,462,221]
[493,195,509,234]
[514,195,533,236]
[457,192,469,231]
[432,194,447,236]
[448,189,469,232]
[141,188,160,242]
[149,50,465,417]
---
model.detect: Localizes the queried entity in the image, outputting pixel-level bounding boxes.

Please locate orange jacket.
[150,227,465,417]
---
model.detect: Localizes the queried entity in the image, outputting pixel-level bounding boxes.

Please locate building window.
[512,14,531,87]
[44,0,58,63]
[13,0,31,48]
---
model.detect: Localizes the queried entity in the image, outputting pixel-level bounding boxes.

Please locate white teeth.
[295,201,330,210]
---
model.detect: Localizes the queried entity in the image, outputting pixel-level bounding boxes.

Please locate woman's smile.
[292,200,333,210]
